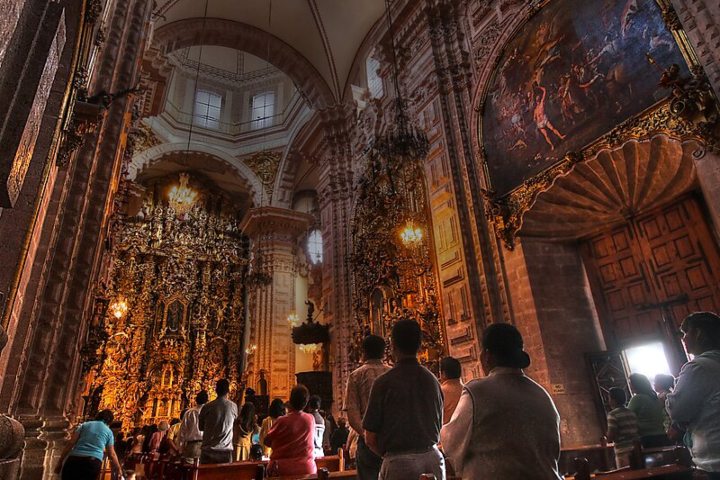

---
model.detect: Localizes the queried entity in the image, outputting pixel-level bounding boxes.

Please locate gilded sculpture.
[82,174,250,429]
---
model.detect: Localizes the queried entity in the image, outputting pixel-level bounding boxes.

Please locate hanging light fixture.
[166,0,208,218]
[167,173,198,216]
[374,0,430,164]
[109,298,129,319]
[400,220,423,246]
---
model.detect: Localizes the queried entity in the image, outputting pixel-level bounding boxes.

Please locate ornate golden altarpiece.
[350,109,446,369]
[82,178,250,429]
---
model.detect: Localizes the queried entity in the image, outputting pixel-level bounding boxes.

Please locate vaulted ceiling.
[152,0,386,101]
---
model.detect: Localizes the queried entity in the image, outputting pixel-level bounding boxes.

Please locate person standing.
[441,323,562,480]
[264,384,317,476]
[330,417,350,454]
[605,387,640,468]
[55,409,123,480]
[667,312,720,479]
[199,379,238,464]
[343,335,390,480]
[260,398,286,457]
[627,373,669,447]
[439,357,463,423]
[343,334,390,480]
[307,395,326,458]
[178,390,208,461]
[234,402,257,461]
[363,320,445,480]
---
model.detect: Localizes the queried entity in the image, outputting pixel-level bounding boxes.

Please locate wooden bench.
[175,451,345,480]
[570,445,693,480]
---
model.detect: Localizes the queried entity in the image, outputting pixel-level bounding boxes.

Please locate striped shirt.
[607,406,639,452]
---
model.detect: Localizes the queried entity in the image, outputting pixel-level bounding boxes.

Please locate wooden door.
[582,195,720,369]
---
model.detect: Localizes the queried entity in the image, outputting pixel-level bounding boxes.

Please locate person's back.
[606,387,640,469]
[628,393,665,437]
[308,395,325,458]
[70,420,115,461]
[266,385,316,477]
[199,380,238,464]
[364,358,442,455]
[463,371,561,479]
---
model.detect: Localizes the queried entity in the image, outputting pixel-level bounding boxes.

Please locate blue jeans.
[357,437,383,480]
[379,446,445,480]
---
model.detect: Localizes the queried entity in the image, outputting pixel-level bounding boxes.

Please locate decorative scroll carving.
[244,151,281,195]
[82,178,249,428]
[484,79,720,249]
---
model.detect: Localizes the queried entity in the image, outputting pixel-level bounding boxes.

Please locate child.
[606,387,640,468]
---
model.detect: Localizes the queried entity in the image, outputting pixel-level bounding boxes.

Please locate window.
[251,91,276,129]
[307,229,323,264]
[366,56,384,98]
[623,342,672,382]
[194,90,222,129]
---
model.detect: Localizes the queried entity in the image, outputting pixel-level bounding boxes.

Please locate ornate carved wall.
[83,179,249,429]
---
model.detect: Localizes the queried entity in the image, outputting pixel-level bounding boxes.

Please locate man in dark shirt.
[363,319,445,480]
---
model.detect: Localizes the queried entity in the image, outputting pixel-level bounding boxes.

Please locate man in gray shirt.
[199,379,238,464]
[363,319,445,480]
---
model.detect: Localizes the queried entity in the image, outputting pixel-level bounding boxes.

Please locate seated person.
[264,384,316,477]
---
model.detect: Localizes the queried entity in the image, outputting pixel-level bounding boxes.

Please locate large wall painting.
[482,0,688,196]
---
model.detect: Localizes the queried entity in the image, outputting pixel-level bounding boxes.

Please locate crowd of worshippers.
[55,312,720,480]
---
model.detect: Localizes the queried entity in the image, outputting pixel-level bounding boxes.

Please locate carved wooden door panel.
[582,196,720,360]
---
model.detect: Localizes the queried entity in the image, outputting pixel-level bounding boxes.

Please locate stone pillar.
[670,0,720,98]
[2,0,154,476]
[241,207,313,400]
[694,149,720,237]
[504,238,605,447]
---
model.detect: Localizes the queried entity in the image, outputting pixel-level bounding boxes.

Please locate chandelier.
[372,0,429,164]
[167,173,197,216]
[109,298,128,319]
[400,220,424,247]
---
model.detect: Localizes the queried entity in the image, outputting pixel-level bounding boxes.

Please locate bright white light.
[307,230,323,264]
[624,342,672,381]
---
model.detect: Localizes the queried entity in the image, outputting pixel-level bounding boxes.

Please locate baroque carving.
[82,179,249,429]
[244,151,281,196]
[350,129,444,370]
[484,81,720,249]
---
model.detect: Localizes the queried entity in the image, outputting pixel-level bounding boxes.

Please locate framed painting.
[482,0,689,197]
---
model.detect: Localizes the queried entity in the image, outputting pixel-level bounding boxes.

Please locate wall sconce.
[245,344,257,355]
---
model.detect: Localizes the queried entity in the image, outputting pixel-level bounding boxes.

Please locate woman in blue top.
[55,409,123,479]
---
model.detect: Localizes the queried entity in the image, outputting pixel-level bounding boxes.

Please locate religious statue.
[166,301,184,331]
[305,299,315,323]
[258,370,268,396]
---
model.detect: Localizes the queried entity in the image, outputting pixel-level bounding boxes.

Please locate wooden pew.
[571,445,693,480]
[177,451,345,480]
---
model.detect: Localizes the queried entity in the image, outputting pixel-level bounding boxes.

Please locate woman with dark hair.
[441,323,562,480]
[260,398,286,457]
[264,384,316,476]
[234,402,257,461]
[55,409,123,479]
[628,373,670,447]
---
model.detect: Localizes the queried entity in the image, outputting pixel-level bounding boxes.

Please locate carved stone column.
[3,0,154,476]
[670,0,720,98]
[241,207,313,400]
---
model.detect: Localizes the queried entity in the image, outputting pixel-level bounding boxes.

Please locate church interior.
[1,0,720,478]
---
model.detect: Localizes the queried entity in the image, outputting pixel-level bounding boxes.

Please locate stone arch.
[129,142,265,207]
[152,18,337,110]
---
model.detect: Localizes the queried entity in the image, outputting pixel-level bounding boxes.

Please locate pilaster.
[241,207,313,399]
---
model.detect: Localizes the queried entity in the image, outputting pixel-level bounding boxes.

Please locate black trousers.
[356,437,383,480]
[61,455,102,480]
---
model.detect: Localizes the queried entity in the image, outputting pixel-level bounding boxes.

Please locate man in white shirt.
[178,390,208,461]
[667,312,720,479]
[441,323,562,480]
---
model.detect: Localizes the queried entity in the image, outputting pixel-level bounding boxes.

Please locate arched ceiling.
[153,0,386,101]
